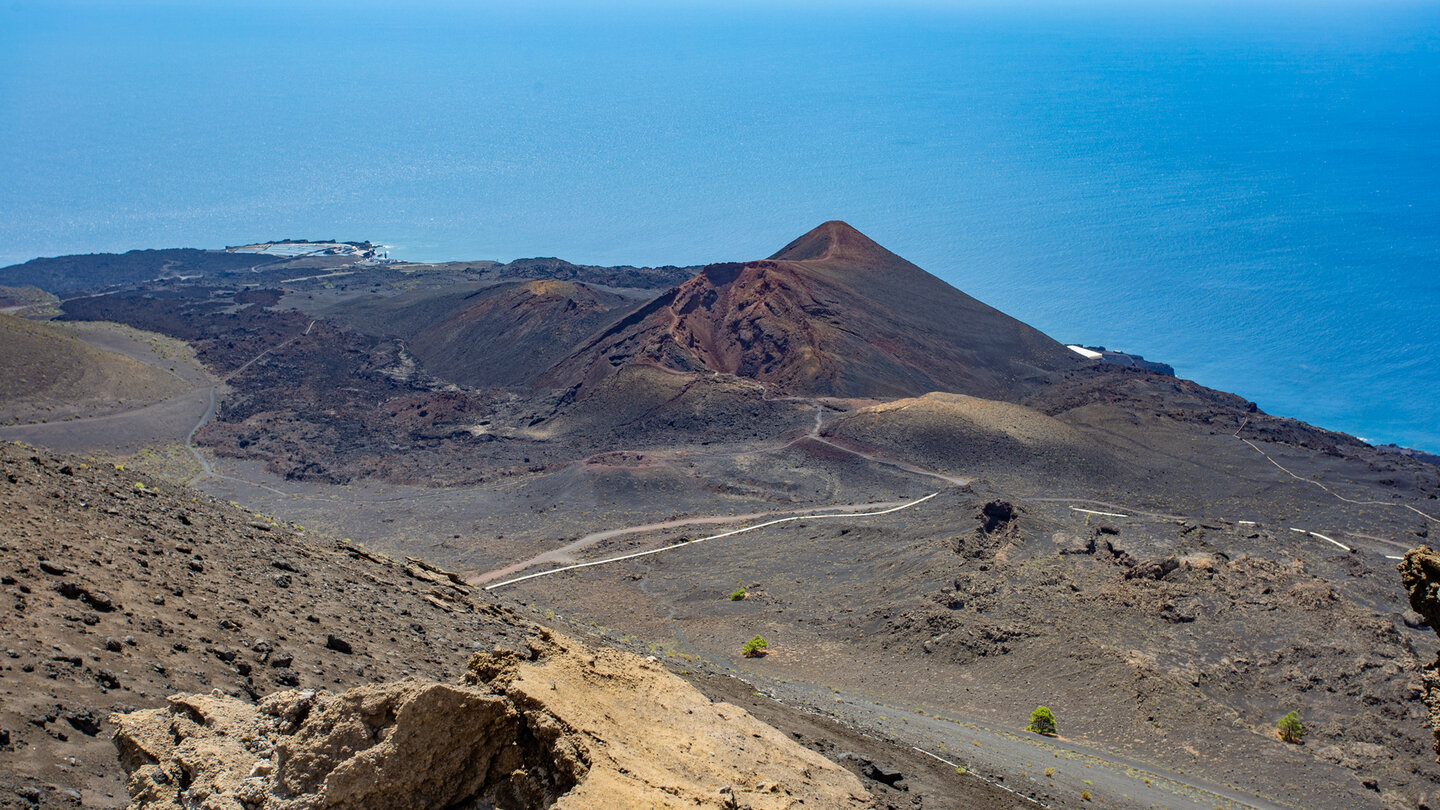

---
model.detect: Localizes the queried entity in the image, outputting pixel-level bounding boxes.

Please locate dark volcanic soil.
[0,442,1035,810]
[498,477,1439,809]
[0,443,538,808]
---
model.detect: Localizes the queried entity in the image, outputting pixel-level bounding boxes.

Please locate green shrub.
[1276,711,1305,744]
[741,635,768,657]
[729,588,747,601]
[1026,706,1058,736]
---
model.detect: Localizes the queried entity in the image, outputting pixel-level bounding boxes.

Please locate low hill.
[482,257,698,290]
[0,314,190,425]
[0,248,270,296]
[544,222,1082,401]
[326,280,649,389]
[821,391,1126,486]
[0,285,59,314]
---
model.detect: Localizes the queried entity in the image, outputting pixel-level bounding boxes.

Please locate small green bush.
[1277,711,1305,744]
[729,588,747,601]
[1026,706,1058,736]
[741,635,768,657]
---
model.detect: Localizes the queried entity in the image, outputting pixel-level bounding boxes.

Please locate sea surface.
[3,1,1437,451]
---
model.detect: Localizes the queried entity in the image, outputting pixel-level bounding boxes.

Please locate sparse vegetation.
[1277,711,1305,744]
[1080,789,1092,801]
[1026,705,1058,736]
[741,635,768,657]
[729,587,747,601]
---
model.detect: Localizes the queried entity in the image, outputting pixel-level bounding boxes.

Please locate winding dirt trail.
[479,492,940,590]
[1234,418,1439,524]
[472,383,970,588]
[471,498,916,585]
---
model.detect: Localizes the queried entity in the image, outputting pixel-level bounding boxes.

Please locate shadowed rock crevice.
[955,499,1023,560]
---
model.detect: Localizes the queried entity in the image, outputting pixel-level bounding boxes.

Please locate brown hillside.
[321,280,647,389]
[821,392,1126,485]
[0,315,190,425]
[0,443,875,809]
[544,221,1081,400]
[409,280,645,388]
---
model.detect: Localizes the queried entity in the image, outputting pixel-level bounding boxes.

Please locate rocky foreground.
[114,629,869,809]
[0,443,868,809]
[2,441,1038,809]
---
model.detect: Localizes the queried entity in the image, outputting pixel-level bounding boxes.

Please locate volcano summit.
[547,221,1083,401]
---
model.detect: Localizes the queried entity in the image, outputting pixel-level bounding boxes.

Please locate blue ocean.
[2,1,1437,451]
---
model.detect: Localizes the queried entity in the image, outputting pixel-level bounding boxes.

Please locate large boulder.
[113,629,873,810]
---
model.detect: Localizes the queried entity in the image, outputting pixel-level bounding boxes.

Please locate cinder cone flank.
[544,222,1082,400]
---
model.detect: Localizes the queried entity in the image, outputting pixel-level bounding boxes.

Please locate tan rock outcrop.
[1399,546,1440,761]
[467,629,873,809]
[113,629,872,810]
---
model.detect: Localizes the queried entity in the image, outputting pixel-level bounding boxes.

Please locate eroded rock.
[113,629,872,810]
[1401,548,1440,629]
[1398,546,1440,761]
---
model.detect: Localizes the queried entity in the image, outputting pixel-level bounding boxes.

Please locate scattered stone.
[63,710,101,737]
[1125,556,1179,581]
[325,635,353,655]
